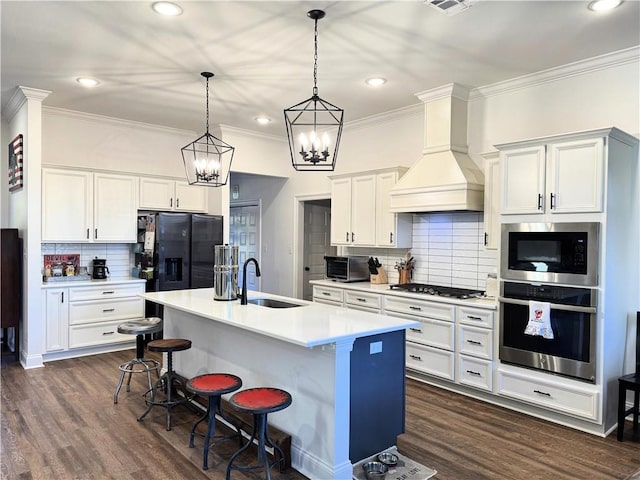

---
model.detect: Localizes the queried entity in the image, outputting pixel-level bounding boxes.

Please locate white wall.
[42,107,196,176]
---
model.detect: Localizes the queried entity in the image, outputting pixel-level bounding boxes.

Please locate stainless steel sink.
[246,298,304,308]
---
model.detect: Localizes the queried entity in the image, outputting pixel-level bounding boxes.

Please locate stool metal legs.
[189,395,243,470]
[137,351,190,431]
[225,412,285,480]
[114,333,160,404]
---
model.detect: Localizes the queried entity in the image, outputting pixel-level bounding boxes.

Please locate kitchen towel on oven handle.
[524,301,554,339]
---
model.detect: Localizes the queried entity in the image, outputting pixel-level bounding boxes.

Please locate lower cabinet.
[497,368,600,422]
[44,281,145,355]
[312,285,344,307]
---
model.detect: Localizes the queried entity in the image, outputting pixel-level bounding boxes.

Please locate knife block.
[370,267,388,284]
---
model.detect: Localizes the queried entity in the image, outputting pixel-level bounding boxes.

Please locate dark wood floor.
[1,349,639,479]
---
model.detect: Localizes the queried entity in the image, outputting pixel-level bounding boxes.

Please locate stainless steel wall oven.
[499,281,597,382]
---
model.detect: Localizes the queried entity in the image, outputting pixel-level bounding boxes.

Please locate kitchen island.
[140,288,419,480]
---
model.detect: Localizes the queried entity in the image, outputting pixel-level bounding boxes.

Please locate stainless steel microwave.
[324,256,369,283]
[500,222,599,286]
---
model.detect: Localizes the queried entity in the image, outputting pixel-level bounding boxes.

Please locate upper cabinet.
[499,136,604,216]
[482,152,500,250]
[330,167,412,248]
[139,177,207,213]
[42,168,137,243]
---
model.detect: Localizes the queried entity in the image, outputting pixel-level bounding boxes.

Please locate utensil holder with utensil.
[398,269,411,285]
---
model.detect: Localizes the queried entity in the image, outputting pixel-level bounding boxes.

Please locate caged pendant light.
[284,9,344,172]
[182,72,234,187]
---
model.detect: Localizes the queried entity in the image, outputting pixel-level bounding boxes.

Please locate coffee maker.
[213,245,238,301]
[92,258,109,280]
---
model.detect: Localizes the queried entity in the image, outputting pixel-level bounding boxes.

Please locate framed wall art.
[8,134,23,191]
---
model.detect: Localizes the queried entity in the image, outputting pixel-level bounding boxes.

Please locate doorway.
[297,198,335,301]
[230,202,261,292]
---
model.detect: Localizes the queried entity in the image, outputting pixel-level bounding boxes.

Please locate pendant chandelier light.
[284,9,344,172]
[182,72,234,187]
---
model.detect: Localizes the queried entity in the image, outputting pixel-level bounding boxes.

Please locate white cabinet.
[344,290,381,312]
[482,152,500,249]
[44,288,69,352]
[42,168,138,243]
[139,177,207,213]
[42,169,92,242]
[375,170,413,248]
[456,305,494,392]
[330,168,412,247]
[384,295,457,381]
[43,281,144,356]
[499,136,604,216]
[312,285,344,307]
[497,367,600,422]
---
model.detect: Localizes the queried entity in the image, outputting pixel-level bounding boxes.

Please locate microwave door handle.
[498,296,596,314]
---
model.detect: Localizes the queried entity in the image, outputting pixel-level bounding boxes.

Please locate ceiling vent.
[425,0,474,15]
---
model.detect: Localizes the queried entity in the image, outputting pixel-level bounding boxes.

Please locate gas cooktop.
[389,283,484,299]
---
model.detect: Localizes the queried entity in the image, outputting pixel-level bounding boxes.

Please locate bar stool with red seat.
[137,338,192,431]
[225,387,292,480]
[186,373,244,470]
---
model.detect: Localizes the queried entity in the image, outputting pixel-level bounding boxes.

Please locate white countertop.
[141,288,420,348]
[41,277,146,288]
[310,279,498,309]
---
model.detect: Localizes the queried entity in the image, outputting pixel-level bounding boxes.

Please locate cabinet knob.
[537,194,543,210]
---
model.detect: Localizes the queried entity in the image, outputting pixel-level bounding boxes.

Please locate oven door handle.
[498,296,596,314]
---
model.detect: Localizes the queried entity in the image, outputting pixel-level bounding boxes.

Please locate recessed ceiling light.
[76,77,100,88]
[588,0,622,11]
[366,77,387,87]
[255,116,271,125]
[152,1,183,16]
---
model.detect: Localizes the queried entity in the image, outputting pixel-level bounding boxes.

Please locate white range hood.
[389,83,484,213]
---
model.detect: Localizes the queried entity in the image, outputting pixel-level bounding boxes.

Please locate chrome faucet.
[240,257,261,305]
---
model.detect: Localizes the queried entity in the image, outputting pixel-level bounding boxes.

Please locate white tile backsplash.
[344,212,497,291]
[42,243,132,279]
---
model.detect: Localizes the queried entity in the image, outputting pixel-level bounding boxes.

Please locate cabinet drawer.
[384,296,454,321]
[69,283,144,301]
[457,325,493,360]
[313,298,342,307]
[406,342,454,381]
[497,369,600,422]
[458,356,493,392]
[344,304,380,314]
[457,306,494,328]
[69,297,144,325]
[406,317,454,350]
[69,319,132,348]
[345,291,381,309]
[313,285,343,303]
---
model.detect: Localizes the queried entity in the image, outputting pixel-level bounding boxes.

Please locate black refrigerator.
[137,212,223,316]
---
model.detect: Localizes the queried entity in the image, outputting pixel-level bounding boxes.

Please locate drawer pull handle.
[409,354,422,361]
[467,315,482,321]
[102,291,115,294]
[409,328,422,333]
[356,298,366,302]
[102,331,115,335]
[466,370,481,376]
[322,292,331,296]
[102,308,115,313]
[466,339,482,346]
[534,389,551,397]
[409,306,422,311]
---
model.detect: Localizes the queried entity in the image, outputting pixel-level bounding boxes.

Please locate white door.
[330,177,352,245]
[175,182,207,212]
[42,168,93,242]
[94,173,138,242]
[302,201,335,301]
[501,146,546,215]
[230,204,261,292]
[350,174,376,246]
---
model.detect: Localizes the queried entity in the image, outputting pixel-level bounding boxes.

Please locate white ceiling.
[2,1,639,137]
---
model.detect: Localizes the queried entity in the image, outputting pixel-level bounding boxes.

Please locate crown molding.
[42,105,196,136]
[218,124,286,144]
[5,86,51,123]
[416,82,471,103]
[470,45,640,101]
[344,103,423,133]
